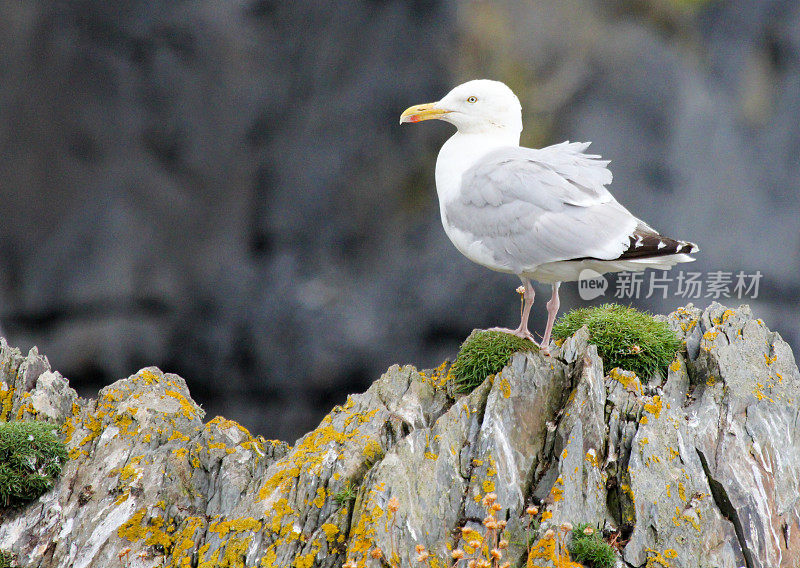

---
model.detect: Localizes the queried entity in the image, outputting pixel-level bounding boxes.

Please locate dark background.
[2,0,798,442]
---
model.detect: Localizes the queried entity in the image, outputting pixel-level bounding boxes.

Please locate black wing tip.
[616,229,699,261]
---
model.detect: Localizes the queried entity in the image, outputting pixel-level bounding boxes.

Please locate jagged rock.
[0,303,798,567]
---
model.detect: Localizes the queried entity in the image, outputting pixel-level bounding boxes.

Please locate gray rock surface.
[1,303,798,567]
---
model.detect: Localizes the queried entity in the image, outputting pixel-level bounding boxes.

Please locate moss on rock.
[451,330,537,394]
[0,420,67,508]
[553,304,681,381]
[568,523,616,568]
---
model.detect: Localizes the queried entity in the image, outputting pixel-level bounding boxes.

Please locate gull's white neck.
[435,129,521,207]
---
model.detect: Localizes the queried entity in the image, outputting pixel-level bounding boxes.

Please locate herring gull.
[400,79,698,351]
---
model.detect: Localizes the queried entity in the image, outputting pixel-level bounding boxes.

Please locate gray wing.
[444,142,639,273]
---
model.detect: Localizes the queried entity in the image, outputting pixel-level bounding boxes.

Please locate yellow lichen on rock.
[0,381,13,421]
[165,389,198,419]
[609,367,642,394]
[526,532,582,568]
[643,395,663,418]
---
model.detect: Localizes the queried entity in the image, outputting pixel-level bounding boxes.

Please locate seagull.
[400,79,697,351]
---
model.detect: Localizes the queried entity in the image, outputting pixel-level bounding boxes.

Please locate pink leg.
[539,282,561,352]
[489,277,535,341]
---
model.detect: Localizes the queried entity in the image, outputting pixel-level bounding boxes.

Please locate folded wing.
[444,142,652,274]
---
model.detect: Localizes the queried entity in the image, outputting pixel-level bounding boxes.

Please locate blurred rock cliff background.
[1,0,798,441]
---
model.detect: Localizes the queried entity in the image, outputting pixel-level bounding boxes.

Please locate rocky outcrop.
[1,302,798,567]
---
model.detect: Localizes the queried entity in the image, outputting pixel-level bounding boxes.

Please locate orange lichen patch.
[15,397,38,420]
[671,506,702,532]
[702,330,718,342]
[486,457,497,477]
[294,544,322,568]
[527,532,582,568]
[68,408,106,459]
[497,376,512,399]
[207,416,252,435]
[62,414,78,444]
[119,455,144,483]
[113,410,139,437]
[609,368,642,394]
[257,402,386,502]
[417,361,452,389]
[211,536,253,568]
[168,430,191,442]
[584,450,599,468]
[0,381,14,421]
[118,508,171,548]
[347,488,385,567]
[677,482,687,502]
[645,547,674,567]
[136,369,162,385]
[482,479,496,493]
[621,483,635,503]
[165,389,198,419]
[549,476,565,503]
[753,368,785,403]
[168,516,205,568]
[362,439,383,462]
[344,408,379,428]
[312,487,327,508]
[321,523,340,543]
[267,498,294,534]
[208,517,262,539]
[643,396,663,418]
[669,359,681,373]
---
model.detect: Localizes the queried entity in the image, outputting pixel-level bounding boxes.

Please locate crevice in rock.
[448,382,493,549]
[604,409,640,533]
[696,448,754,568]
[523,360,579,512]
[339,498,358,553]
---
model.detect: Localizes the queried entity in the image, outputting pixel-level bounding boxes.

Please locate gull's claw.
[486,326,552,356]
[487,326,538,344]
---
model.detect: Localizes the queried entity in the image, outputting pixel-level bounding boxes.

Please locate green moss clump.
[451,330,537,394]
[569,523,616,568]
[552,304,681,381]
[0,549,16,568]
[0,420,68,508]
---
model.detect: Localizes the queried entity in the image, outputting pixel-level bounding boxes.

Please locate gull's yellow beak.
[399,103,451,125]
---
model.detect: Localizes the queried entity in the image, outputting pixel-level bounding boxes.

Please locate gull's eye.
[467,96,477,103]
